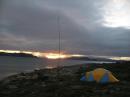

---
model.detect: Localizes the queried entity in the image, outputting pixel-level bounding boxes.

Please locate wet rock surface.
[0,62,130,97]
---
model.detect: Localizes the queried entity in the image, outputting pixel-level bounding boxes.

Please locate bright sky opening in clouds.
[102,0,130,29]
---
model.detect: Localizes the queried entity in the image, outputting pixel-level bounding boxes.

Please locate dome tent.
[80,68,119,83]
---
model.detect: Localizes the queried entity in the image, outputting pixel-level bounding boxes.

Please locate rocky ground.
[0,61,130,97]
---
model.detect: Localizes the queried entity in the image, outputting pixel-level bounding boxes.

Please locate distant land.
[66,56,115,62]
[0,52,37,58]
[0,52,116,62]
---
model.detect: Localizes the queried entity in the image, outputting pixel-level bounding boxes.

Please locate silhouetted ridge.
[0,52,37,58]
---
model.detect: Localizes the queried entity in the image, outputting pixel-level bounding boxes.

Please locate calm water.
[0,56,114,79]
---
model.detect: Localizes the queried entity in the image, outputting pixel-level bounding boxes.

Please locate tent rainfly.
[80,68,119,83]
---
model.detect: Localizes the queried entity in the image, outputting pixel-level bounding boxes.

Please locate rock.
[35,68,40,71]
[70,85,82,89]
[122,81,128,84]
[1,79,10,84]
[94,89,102,94]
[19,72,25,76]
[0,62,130,97]
[1,90,10,94]
[31,74,38,80]
[8,85,17,89]
[41,82,46,87]
[109,89,115,94]
[115,87,121,91]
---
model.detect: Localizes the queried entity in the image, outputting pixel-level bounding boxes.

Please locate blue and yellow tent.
[80,68,119,83]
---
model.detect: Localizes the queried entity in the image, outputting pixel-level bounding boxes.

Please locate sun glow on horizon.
[44,53,68,59]
[1,49,130,61]
[0,50,73,59]
[43,53,86,59]
[0,49,85,59]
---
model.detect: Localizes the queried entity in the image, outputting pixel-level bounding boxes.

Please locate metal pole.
[57,13,61,78]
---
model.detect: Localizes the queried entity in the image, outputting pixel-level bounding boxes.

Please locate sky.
[0,0,130,57]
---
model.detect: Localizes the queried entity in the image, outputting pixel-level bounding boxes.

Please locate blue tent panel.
[80,76,86,81]
[87,72,94,81]
[99,73,109,83]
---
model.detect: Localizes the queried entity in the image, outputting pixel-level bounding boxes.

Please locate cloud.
[0,32,41,47]
[100,0,130,29]
[0,0,130,56]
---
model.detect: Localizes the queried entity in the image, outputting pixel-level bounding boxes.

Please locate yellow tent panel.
[82,68,119,83]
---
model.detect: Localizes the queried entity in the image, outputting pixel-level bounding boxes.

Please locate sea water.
[0,56,114,79]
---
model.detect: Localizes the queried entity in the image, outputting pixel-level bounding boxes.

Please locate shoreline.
[0,61,130,97]
[0,57,116,80]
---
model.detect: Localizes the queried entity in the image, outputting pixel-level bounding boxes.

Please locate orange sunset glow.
[0,50,70,59]
[1,49,130,61]
[44,53,68,59]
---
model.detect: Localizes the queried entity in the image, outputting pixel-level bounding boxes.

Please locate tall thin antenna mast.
[58,14,61,64]
[57,12,61,77]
